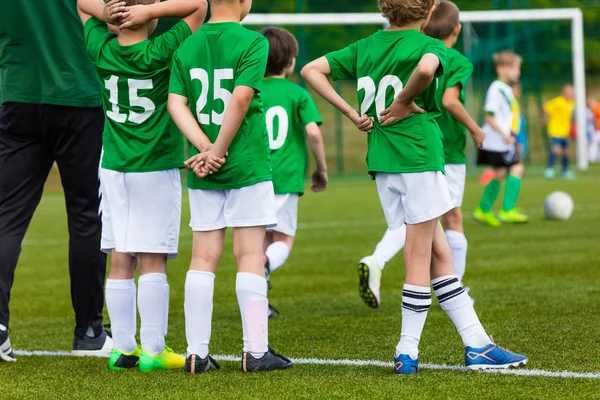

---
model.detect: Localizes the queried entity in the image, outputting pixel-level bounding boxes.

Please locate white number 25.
[190,68,234,126]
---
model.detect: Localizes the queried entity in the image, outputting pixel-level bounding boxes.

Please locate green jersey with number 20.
[261,78,322,195]
[84,18,191,172]
[169,22,272,190]
[326,29,447,174]
[436,47,474,165]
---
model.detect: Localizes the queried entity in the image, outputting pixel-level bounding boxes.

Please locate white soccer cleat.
[357,256,382,308]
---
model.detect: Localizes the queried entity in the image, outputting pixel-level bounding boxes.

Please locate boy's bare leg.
[395,219,436,360]
[233,226,269,357]
[137,253,169,356]
[105,251,137,353]
[185,230,225,358]
[430,222,491,348]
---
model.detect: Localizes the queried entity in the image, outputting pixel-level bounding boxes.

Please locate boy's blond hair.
[378,0,439,27]
[123,0,155,5]
[493,51,522,67]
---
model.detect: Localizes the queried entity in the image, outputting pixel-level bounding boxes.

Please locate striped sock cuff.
[401,284,432,313]
[432,275,465,304]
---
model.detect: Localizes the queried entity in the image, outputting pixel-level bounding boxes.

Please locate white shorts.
[445,164,467,208]
[189,181,277,231]
[100,168,182,259]
[375,171,453,228]
[267,194,299,237]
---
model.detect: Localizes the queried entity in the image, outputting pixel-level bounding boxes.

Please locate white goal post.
[245,8,588,170]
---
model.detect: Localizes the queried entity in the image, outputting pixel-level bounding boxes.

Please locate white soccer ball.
[543,191,574,221]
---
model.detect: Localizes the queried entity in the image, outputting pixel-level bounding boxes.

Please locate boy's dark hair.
[423,0,459,40]
[378,0,439,27]
[260,27,299,77]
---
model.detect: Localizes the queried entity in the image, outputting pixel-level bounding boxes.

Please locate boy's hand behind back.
[193,149,226,178]
[311,169,328,193]
[348,109,373,133]
[380,100,425,126]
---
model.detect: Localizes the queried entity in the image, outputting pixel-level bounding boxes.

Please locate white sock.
[138,273,169,356]
[432,275,492,348]
[265,241,290,274]
[373,225,406,270]
[395,284,431,360]
[236,272,268,358]
[184,270,215,358]
[445,230,468,282]
[105,279,137,353]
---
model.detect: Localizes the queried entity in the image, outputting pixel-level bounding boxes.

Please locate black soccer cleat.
[241,348,292,372]
[72,329,112,357]
[268,303,280,319]
[0,326,16,362]
[185,354,220,374]
[265,256,273,290]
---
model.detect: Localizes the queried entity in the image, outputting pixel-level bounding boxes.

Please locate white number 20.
[104,76,155,124]
[190,68,234,126]
[357,75,403,118]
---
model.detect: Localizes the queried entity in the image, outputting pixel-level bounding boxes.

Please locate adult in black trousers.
[0,0,110,361]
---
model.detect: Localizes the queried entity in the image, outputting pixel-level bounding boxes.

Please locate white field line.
[13,350,600,379]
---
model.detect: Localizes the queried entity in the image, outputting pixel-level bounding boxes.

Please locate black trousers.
[0,103,107,338]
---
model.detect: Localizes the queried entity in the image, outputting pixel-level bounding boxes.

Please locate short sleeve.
[423,39,447,77]
[169,53,187,97]
[235,36,269,92]
[485,84,508,115]
[325,42,358,81]
[149,21,192,63]
[298,90,323,126]
[84,17,113,63]
[446,54,473,90]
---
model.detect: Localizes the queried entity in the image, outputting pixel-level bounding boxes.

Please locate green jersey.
[0,0,100,107]
[261,78,322,195]
[436,47,473,165]
[326,29,447,174]
[84,18,191,172]
[169,22,271,190]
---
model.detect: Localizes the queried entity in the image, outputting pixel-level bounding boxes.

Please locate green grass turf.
[2,167,600,399]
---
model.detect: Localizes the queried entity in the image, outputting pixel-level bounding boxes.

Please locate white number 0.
[266,106,289,150]
[356,75,403,118]
[104,76,155,124]
[190,68,234,126]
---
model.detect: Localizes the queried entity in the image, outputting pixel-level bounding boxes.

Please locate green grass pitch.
[2,167,600,399]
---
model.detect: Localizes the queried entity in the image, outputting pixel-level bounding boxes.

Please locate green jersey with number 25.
[261,78,322,195]
[169,22,272,190]
[326,29,447,175]
[84,18,191,172]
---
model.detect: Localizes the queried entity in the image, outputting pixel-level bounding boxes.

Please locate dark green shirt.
[0,0,101,107]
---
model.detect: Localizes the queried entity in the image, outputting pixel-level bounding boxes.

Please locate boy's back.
[436,47,473,165]
[481,79,517,152]
[170,22,271,190]
[326,29,446,174]
[85,18,192,172]
[261,78,321,195]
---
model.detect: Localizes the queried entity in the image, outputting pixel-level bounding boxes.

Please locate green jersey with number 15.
[84,18,191,172]
[326,29,447,175]
[261,78,322,195]
[169,22,272,190]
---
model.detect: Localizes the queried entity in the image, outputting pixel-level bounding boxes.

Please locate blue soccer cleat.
[465,342,528,370]
[393,354,418,375]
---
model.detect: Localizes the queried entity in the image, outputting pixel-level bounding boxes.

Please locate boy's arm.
[120,0,207,32]
[167,94,212,152]
[305,123,328,192]
[484,113,515,143]
[301,57,372,132]
[210,86,254,158]
[77,0,124,25]
[379,53,439,125]
[442,85,485,148]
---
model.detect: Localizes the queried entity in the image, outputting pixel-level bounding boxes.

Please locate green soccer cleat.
[562,170,576,180]
[544,167,556,180]
[109,345,141,371]
[139,346,185,372]
[473,207,502,228]
[498,208,528,224]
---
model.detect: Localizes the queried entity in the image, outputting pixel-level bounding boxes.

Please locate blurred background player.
[356,0,484,308]
[0,0,110,362]
[78,0,207,371]
[303,0,527,375]
[588,95,600,163]
[512,82,529,159]
[543,84,575,180]
[259,27,328,318]
[474,51,528,227]
[168,0,292,374]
